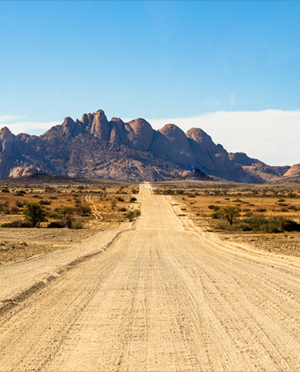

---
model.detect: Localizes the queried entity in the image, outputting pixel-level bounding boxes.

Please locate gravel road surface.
[1,183,300,371]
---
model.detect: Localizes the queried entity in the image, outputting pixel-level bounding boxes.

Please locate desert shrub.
[260,223,281,233]
[225,198,230,200]
[255,207,266,212]
[280,207,288,212]
[49,196,58,200]
[234,221,252,231]
[288,192,296,198]
[39,200,51,206]
[1,220,32,228]
[16,200,25,208]
[110,199,117,210]
[60,206,74,216]
[243,215,267,230]
[10,206,19,214]
[32,195,39,198]
[214,220,230,230]
[211,211,221,219]
[280,219,300,232]
[243,211,253,217]
[126,209,141,222]
[76,204,91,216]
[278,198,285,202]
[242,208,251,212]
[64,215,82,229]
[130,197,137,203]
[23,202,47,227]
[1,188,9,193]
[116,196,124,202]
[288,205,297,210]
[118,207,127,212]
[176,189,184,195]
[47,220,65,228]
[187,194,195,198]
[48,212,59,218]
[208,205,217,210]
[219,206,240,225]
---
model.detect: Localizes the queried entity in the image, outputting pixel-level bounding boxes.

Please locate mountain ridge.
[0,109,298,183]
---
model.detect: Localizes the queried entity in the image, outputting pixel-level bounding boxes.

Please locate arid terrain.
[0,181,300,371]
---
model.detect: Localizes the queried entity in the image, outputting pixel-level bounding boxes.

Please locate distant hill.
[0,109,298,183]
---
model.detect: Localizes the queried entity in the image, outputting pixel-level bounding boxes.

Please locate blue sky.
[1,1,300,165]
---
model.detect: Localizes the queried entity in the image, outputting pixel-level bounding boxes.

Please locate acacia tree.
[219,206,240,225]
[23,202,47,227]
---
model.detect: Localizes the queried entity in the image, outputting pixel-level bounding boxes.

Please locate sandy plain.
[0,183,300,370]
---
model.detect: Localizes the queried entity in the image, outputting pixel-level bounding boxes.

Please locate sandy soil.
[0,184,300,370]
[0,228,99,265]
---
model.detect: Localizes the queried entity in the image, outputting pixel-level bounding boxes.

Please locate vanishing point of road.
[1,183,300,371]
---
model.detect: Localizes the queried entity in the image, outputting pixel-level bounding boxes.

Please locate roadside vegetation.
[153,182,300,256]
[0,183,140,230]
[0,182,140,265]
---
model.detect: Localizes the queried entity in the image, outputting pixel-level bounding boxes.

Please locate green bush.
[211,211,221,219]
[130,197,137,203]
[126,209,141,222]
[1,220,32,228]
[23,202,47,227]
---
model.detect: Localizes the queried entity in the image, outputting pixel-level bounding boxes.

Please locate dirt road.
[1,183,300,371]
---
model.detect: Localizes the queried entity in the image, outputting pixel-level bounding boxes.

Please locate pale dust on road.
[1,183,300,371]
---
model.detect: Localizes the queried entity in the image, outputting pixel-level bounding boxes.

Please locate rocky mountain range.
[0,109,299,183]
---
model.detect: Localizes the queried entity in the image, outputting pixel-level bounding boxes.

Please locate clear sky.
[1,1,300,165]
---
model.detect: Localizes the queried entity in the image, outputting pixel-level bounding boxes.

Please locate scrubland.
[0,183,140,264]
[153,182,300,257]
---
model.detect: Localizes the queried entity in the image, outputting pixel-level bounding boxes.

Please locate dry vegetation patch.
[0,182,140,265]
[153,182,300,257]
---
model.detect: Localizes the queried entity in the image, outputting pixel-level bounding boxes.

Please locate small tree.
[219,206,240,225]
[23,202,47,227]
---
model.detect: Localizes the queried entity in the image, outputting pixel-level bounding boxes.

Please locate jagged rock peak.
[90,109,109,140]
[186,127,212,144]
[159,123,185,136]
[0,126,15,141]
[126,118,154,151]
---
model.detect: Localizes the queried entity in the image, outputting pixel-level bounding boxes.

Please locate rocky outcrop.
[228,152,291,182]
[283,163,300,178]
[0,109,296,183]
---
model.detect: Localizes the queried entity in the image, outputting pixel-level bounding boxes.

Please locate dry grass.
[153,182,300,256]
[0,182,140,265]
